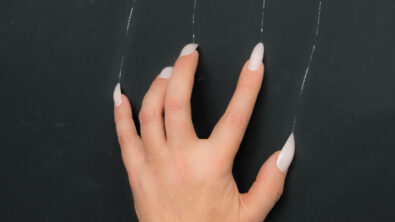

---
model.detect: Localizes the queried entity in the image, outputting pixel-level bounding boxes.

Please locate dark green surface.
[1,0,394,221]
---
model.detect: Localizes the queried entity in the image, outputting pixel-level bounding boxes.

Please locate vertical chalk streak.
[118,0,137,81]
[118,57,125,80]
[192,0,198,42]
[292,0,322,132]
[260,0,266,33]
[299,0,322,96]
[125,0,136,35]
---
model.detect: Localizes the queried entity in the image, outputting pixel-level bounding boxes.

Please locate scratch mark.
[118,57,125,80]
[260,0,266,34]
[192,0,198,42]
[125,0,137,35]
[299,0,322,96]
[118,0,138,81]
[292,0,322,132]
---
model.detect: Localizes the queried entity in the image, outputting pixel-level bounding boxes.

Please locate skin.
[114,49,289,222]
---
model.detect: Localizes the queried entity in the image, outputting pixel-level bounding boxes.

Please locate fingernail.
[180,43,198,56]
[248,42,264,71]
[276,133,295,173]
[158,66,174,79]
[113,82,122,107]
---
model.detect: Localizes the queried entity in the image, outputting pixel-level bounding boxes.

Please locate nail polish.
[158,67,174,79]
[180,43,198,56]
[113,82,122,107]
[276,133,295,173]
[248,42,264,71]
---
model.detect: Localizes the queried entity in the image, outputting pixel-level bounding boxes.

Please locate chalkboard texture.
[1,0,395,221]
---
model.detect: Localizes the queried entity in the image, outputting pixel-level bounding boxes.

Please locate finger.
[114,83,144,170]
[139,67,173,155]
[165,43,199,146]
[240,134,295,221]
[210,43,264,160]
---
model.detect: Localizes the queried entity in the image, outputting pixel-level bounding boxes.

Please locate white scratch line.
[192,0,198,42]
[126,0,137,35]
[292,0,322,132]
[119,0,137,80]
[118,56,125,80]
[292,117,297,132]
[299,0,322,96]
[260,0,266,33]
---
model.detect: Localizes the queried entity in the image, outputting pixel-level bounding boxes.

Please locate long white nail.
[276,133,295,173]
[158,67,174,79]
[113,83,122,107]
[248,42,264,71]
[180,43,198,56]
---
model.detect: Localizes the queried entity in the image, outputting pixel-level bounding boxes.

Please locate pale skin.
[113,43,294,222]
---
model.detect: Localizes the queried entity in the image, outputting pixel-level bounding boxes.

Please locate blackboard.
[1,0,395,221]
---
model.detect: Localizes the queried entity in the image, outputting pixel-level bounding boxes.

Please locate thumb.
[241,133,295,221]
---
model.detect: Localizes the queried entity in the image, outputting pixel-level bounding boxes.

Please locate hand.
[113,43,295,222]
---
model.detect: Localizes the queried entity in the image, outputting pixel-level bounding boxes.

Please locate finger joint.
[226,110,248,129]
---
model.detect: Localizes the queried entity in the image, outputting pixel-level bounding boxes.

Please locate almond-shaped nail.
[248,42,264,71]
[158,67,174,79]
[276,133,295,173]
[180,43,198,56]
[113,82,122,107]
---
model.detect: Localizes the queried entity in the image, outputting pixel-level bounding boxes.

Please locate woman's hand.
[113,43,295,222]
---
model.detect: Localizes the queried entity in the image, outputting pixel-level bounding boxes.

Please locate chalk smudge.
[118,0,137,81]
[292,0,322,131]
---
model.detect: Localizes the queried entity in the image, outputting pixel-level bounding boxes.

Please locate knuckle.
[116,109,132,123]
[165,97,184,112]
[238,81,259,95]
[118,130,135,146]
[138,109,156,126]
[226,110,247,129]
[262,181,284,204]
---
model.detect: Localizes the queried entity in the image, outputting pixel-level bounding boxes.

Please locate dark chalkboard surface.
[1,0,395,221]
